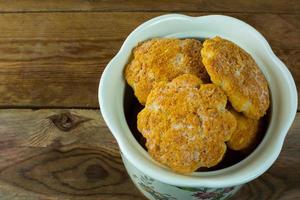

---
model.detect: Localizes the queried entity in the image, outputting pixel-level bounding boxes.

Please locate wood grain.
[0,0,298,14]
[0,109,144,200]
[0,109,299,199]
[0,12,298,108]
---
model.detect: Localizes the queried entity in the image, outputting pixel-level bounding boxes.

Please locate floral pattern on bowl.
[133,174,177,200]
[190,187,235,200]
[123,155,241,200]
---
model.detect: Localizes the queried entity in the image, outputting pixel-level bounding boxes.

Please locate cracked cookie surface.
[201,36,270,119]
[125,38,209,105]
[137,74,236,173]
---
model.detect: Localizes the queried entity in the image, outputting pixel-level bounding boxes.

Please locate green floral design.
[190,187,235,200]
[133,174,236,200]
[176,186,201,192]
[133,174,177,200]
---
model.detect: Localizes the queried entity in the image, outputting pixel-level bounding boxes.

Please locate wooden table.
[0,1,299,199]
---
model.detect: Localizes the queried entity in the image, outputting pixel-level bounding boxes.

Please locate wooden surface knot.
[49,112,91,132]
[85,164,108,181]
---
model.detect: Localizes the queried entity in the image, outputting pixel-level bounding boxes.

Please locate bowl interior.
[123,36,271,173]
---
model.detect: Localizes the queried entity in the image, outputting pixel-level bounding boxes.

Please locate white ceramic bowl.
[99,14,297,199]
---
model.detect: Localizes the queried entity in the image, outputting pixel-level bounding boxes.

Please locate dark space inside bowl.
[123,83,147,149]
[124,82,270,172]
[170,36,207,42]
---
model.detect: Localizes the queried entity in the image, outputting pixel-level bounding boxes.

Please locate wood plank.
[0,0,298,14]
[0,109,144,200]
[0,13,297,49]
[0,12,298,108]
[0,109,299,199]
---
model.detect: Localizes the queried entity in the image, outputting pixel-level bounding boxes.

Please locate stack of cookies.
[125,37,270,174]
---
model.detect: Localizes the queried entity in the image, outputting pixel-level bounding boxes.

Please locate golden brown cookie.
[201,36,270,119]
[227,110,259,151]
[125,38,209,105]
[137,74,237,173]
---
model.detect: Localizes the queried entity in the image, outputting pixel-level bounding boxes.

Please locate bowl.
[99,14,297,200]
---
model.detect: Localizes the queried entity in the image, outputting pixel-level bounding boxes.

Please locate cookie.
[137,74,237,173]
[125,38,209,105]
[227,110,259,150]
[201,36,270,119]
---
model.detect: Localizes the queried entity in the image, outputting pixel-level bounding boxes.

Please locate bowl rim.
[99,14,298,187]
